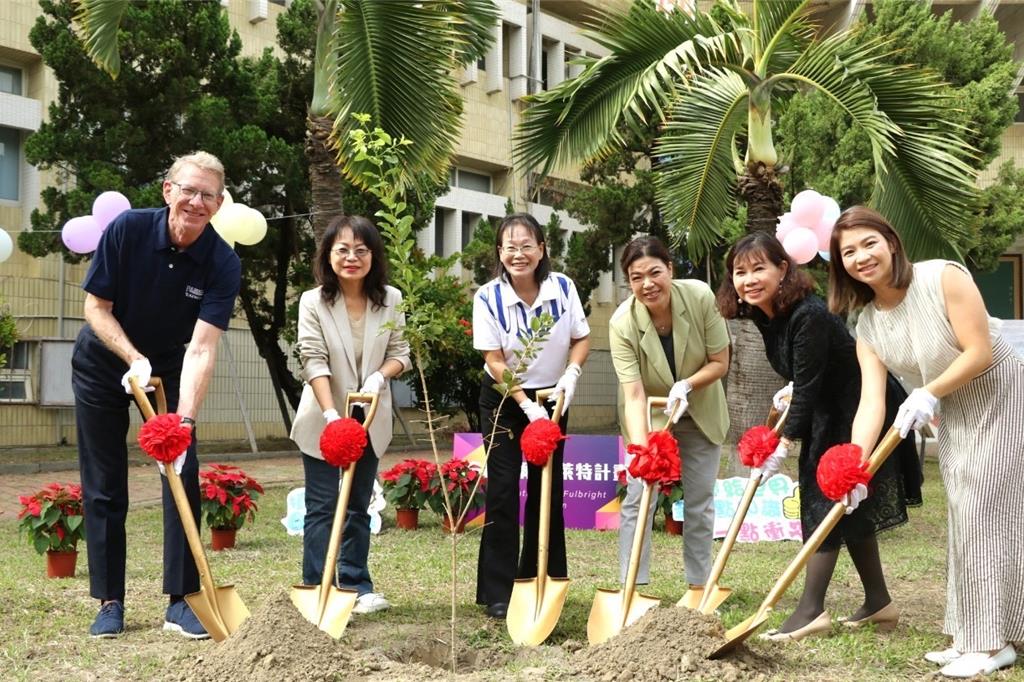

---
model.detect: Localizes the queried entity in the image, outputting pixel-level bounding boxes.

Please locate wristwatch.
[180,416,196,430]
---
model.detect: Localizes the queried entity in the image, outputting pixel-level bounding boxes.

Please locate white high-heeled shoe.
[924,647,961,666]
[939,644,1016,678]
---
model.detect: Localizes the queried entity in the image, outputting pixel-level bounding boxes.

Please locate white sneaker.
[925,647,961,666]
[939,645,1016,678]
[353,592,390,614]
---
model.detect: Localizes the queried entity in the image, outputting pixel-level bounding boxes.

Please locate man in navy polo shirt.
[72,151,241,639]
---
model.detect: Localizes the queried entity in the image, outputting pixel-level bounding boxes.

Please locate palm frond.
[443,0,500,67]
[751,0,813,73]
[655,70,749,260]
[329,0,473,188]
[863,63,979,259]
[515,3,743,175]
[73,0,129,78]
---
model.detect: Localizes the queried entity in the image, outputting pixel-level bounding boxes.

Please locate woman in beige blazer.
[609,236,729,595]
[290,215,410,615]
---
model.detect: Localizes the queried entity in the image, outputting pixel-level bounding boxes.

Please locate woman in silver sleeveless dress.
[829,206,1023,679]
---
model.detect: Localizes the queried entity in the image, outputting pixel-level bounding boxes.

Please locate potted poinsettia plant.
[658,478,684,535]
[18,482,86,578]
[428,457,486,533]
[199,464,264,550]
[380,458,437,530]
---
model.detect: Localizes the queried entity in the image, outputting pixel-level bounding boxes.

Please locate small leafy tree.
[0,299,17,368]
[347,114,552,673]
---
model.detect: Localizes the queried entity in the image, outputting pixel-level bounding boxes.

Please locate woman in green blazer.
[609,236,730,593]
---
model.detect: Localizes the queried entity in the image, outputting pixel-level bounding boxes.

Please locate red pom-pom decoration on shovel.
[320,417,368,469]
[138,413,193,463]
[627,430,681,483]
[737,425,779,468]
[816,443,871,501]
[521,419,565,467]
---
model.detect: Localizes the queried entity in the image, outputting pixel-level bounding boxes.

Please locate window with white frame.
[0,126,20,201]
[0,65,22,95]
[0,341,34,402]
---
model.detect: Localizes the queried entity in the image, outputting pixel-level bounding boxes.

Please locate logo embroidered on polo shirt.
[185,285,204,300]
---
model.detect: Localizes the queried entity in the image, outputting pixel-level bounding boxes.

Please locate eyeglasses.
[501,244,539,257]
[331,246,371,259]
[171,182,220,205]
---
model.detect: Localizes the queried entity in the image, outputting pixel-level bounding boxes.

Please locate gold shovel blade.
[506,577,571,646]
[184,584,249,642]
[676,587,703,610]
[587,588,661,646]
[290,583,359,640]
[707,609,771,659]
[698,586,732,615]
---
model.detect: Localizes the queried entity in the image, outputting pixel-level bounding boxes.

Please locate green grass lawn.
[1,459,1021,681]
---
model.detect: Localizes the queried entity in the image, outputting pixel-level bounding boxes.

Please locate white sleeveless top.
[855,260,1002,389]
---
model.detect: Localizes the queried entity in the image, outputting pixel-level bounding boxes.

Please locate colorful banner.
[452,433,625,530]
[709,474,803,542]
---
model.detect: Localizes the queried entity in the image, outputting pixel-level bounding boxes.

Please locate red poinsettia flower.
[521,418,566,467]
[320,417,367,468]
[737,425,780,468]
[137,413,193,463]
[816,443,871,501]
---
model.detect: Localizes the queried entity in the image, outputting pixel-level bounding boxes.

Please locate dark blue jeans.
[301,438,379,596]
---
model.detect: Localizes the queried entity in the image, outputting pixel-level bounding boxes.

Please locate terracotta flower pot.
[395,508,419,530]
[664,515,683,536]
[442,515,467,534]
[46,549,78,578]
[211,527,237,551]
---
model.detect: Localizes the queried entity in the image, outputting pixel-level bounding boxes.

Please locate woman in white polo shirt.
[472,212,591,619]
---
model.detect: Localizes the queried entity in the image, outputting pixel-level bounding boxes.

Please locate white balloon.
[818,250,831,262]
[0,228,13,262]
[210,203,249,245]
[235,207,268,246]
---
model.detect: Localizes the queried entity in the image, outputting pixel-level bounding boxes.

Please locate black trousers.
[475,379,569,606]
[71,329,199,602]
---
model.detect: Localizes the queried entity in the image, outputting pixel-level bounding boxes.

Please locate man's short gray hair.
[166,151,225,193]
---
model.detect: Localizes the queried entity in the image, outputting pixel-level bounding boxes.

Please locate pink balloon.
[790,189,825,228]
[62,215,103,254]
[92,191,131,230]
[782,226,819,264]
[775,212,799,242]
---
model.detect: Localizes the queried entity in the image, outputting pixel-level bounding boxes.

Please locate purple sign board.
[452,433,625,530]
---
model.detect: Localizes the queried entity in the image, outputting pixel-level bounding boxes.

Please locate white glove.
[773,381,793,411]
[519,398,550,423]
[158,450,188,476]
[841,483,869,515]
[359,371,387,395]
[323,408,341,423]
[548,363,582,411]
[121,357,154,394]
[894,388,939,438]
[664,380,692,423]
[751,440,790,485]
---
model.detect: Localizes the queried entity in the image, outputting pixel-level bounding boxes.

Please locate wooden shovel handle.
[532,389,565,595]
[128,376,228,634]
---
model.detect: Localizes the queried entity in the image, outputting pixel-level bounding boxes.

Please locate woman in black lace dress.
[717,232,921,641]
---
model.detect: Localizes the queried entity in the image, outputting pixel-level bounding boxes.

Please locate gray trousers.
[618,417,720,585]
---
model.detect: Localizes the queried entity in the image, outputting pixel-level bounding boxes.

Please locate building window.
[462,212,482,249]
[0,65,22,96]
[1016,91,1024,123]
[0,341,33,402]
[433,207,445,256]
[454,168,492,194]
[0,126,20,201]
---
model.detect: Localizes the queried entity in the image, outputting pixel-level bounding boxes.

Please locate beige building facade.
[1,0,1022,447]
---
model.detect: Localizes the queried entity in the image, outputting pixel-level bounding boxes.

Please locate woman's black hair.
[313,215,389,309]
[493,212,551,285]
[620,235,673,275]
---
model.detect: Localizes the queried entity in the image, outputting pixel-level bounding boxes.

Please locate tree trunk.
[724,165,786,445]
[306,113,345,241]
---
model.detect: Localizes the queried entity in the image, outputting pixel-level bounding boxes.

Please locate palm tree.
[516,0,979,439]
[74,0,498,238]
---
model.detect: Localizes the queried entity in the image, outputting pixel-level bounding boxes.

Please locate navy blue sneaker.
[163,600,210,640]
[89,601,125,638]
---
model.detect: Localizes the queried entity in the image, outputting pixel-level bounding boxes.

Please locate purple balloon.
[92,191,131,230]
[62,215,103,254]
